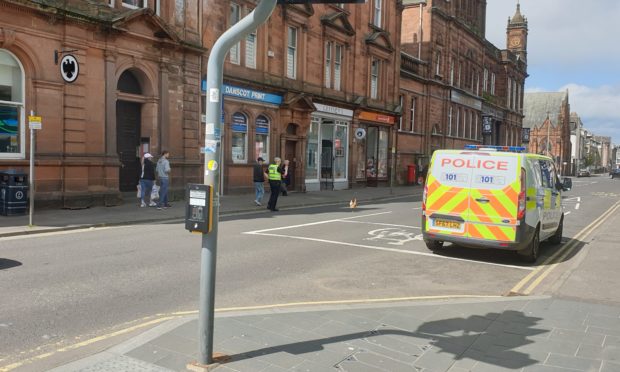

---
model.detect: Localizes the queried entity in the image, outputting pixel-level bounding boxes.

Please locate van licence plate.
[433,219,462,229]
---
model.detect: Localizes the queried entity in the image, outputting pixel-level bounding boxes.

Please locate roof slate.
[523,92,567,129]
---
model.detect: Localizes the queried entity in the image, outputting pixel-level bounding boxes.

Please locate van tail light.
[517,167,526,220]
[422,183,428,212]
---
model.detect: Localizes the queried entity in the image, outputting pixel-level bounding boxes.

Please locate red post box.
[407,165,416,184]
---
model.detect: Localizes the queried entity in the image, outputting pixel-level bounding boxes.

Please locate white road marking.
[412,207,422,210]
[245,211,392,234]
[248,232,534,271]
[575,203,580,210]
[339,220,420,229]
[565,211,571,216]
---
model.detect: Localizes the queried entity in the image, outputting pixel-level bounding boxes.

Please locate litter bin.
[407,165,417,185]
[0,170,29,216]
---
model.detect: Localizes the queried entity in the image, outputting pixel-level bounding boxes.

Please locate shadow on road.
[0,258,22,270]
[223,310,547,370]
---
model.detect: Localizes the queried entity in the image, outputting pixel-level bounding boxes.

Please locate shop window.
[231,112,247,163]
[255,115,269,162]
[0,49,25,158]
[305,117,320,181]
[333,122,348,179]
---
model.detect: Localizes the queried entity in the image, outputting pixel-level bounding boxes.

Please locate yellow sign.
[28,115,42,130]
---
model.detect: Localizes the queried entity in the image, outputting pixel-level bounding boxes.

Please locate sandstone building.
[396,0,528,182]
[523,91,572,175]
[0,0,203,207]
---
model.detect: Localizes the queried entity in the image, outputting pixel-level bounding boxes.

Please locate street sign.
[278,0,365,3]
[28,115,42,130]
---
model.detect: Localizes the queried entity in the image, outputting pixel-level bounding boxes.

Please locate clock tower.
[506,2,528,62]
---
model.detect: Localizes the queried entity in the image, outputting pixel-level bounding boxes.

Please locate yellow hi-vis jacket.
[268,164,282,181]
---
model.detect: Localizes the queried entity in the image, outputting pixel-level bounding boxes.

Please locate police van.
[421,145,568,262]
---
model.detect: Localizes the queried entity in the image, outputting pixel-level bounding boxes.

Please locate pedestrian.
[139,153,157,207]
[156,150,171,210]
[253,157,268,206]
[267,157,282,212]
[280,159,290,196]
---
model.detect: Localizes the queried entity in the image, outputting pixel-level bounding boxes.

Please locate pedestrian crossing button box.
[185,184,212,233]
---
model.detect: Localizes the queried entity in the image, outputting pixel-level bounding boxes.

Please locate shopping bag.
[136,184,141,198]
[151,184,160,201]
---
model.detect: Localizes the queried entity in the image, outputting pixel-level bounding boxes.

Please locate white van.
[421,145,567,262]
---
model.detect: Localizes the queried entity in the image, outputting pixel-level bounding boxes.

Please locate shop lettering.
[441,158,508,170]
[224,86,266,100]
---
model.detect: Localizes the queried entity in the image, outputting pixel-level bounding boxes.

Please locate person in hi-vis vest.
[267,157,282,212]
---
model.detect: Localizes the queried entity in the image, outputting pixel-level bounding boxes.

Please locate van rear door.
[424,151,475,237]
[466,153,520,242]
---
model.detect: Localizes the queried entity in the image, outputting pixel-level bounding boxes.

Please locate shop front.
[306,103,352,191]
[217,83,283,193]
[354,111,396,187]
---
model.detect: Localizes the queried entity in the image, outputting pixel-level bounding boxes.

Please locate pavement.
[3,184,620,372]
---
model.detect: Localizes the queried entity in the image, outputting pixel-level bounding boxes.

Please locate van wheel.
[425,240,444,252]
[549,216,563,245]
[518,227,540,263]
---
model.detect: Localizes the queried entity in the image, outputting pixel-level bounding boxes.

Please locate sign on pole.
[28,116,42,130]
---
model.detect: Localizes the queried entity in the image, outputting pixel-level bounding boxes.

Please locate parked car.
[611,168,620,179]
[577,169,590,177]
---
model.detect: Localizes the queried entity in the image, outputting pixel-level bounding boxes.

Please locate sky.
[485,0,620,146]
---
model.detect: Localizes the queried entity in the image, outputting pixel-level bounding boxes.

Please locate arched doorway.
[283,123,299,190]
[116,70,143,192]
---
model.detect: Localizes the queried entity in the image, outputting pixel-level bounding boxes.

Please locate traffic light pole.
[198,0,277,366]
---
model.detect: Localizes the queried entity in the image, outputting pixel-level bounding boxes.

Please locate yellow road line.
[523,202,620,294]
[0,294,500,371]
[510,200,620,295]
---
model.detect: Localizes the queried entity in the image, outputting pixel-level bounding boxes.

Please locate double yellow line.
[510,200,620,295]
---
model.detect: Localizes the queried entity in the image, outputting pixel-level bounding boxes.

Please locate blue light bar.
[464,145,527,153]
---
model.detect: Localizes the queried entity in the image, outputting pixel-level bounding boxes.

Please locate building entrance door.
[320,122,334,190]
[116,100,141,192]
[285,140,296,190]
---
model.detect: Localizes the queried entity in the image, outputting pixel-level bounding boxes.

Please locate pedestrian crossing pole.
[197,0,277,366]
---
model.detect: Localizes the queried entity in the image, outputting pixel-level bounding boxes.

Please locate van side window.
[539,160,552,188]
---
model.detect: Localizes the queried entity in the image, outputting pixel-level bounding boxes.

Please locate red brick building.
[0,0,203,207]
[203,1,402,193]
[396,0,528,183]
[523,91,572,175]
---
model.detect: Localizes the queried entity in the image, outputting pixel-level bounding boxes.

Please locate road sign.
[278,0,365,3]
[28,115,42,130]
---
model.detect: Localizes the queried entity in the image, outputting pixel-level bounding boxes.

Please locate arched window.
[0,49,25,158]
[255,115,269,162]
[231,112,248,163]
[118,70,142,94]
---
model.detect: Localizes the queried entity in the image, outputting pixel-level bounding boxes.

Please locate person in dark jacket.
[279,159,291,196]
[139,153,156,207]
[253,157,267,206]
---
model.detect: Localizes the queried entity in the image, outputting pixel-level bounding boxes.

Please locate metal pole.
[198,0,276,365]
[29,110,34,226]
